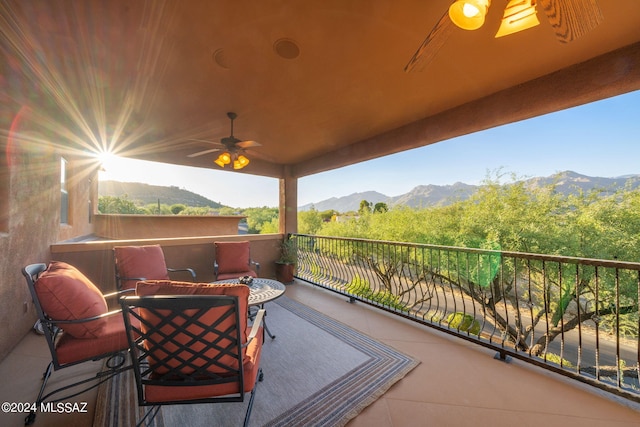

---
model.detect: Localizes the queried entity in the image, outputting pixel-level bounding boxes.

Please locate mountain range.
[100,171,640,213]
[299,171,640,212]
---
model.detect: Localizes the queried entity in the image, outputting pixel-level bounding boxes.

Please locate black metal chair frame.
[213,242,261,281]
[113,248,197,291]
[120,295,264,427]
[214,259,261,280]
[21,263,132,426]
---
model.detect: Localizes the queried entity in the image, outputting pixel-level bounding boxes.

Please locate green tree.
[180,206,217,215]
[242,207,278,234]
[260,217,279,234]
[170,204,187,215]
[98,195,143,214]
[299,208,323,234]
[373,202,388,213]
[142,203,172,215]
[358,199,372,215]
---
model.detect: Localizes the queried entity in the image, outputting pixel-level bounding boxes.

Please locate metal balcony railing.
[290,233,640,403]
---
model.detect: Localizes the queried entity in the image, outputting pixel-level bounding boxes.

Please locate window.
[60,157,68,224]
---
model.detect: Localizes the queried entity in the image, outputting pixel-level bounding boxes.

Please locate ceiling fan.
[404,0,603,72]
[187,112,261,170]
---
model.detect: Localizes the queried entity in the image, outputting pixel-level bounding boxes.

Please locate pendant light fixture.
[448,0,491,30]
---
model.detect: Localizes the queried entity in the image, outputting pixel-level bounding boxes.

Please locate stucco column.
[279,166,297,235]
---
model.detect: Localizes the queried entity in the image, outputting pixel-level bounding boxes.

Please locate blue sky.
[100,90,640,208]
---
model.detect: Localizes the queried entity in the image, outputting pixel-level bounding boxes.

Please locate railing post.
[494,351,512,363]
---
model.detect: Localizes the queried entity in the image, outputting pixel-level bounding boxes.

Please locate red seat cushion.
[215,241,251,274]
[35,261,108,339]
[144,328,263,402]
[114,245,170,290]
[55,313,132,365]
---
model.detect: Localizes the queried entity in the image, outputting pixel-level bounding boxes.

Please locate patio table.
[212,278,286,338]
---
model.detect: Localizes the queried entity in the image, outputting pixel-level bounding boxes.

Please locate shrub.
[345,275,407,311]
[446,312,481,335]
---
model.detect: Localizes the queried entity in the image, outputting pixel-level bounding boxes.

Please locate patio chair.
[214,241,260,281]
[114,244,196,290]
[21,262,133,426]
[120,281,265,427]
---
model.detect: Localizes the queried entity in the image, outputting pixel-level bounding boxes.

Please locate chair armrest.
[117,276,147,290]
[103,288,135,300]
[47,308,123,325]
[244,308,265,346]
[251,260,261,275]
[168,267,196,280]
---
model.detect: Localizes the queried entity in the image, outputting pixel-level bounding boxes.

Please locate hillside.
[388,182,477,208]
[101,171,640,213]
[300,191,388,213]
[99,181,224,208]
[300,171,640,213]
[523,171,640,195]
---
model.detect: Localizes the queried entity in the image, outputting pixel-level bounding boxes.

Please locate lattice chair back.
[120,294,264,427]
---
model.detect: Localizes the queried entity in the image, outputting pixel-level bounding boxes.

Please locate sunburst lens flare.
[93,150,119,172]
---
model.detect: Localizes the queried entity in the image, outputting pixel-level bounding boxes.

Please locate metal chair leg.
[25,361,53,425]
[137,406,161,427]
[243,368,263,427]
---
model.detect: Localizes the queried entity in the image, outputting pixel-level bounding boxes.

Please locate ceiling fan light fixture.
[495,0,540,38]
[233,154,250,170]
[449,0,491,30]
[214,152,231,167]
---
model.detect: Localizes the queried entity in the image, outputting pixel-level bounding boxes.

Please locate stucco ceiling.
[2,1,640,179]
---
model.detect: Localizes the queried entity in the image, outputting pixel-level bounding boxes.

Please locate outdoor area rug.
[94,296,419,427]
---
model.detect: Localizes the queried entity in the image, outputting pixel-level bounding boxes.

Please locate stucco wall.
[0,129,99,362]
[93,214,243,239]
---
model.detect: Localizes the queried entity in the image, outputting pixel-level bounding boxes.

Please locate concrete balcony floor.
[1,280,640,426]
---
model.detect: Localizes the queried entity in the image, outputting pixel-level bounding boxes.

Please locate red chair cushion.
[144,328,263,402]
[35,261,108,339]
[135,280,250,344]
[215,241,251,274]
[114,245,170,289]
[55,313,132,365]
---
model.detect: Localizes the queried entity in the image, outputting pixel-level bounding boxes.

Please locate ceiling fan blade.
[404,9,454,73]
[187,148,221,158]
[236,140,262,148]
[538,0,603,43]
[188,138,224,145]
[243,148,278,163]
